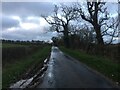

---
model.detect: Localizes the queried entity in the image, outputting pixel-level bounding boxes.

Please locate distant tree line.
[1,39,50,45]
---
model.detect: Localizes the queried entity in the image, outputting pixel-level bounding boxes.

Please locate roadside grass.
[2,43,48,67]
[2,45,51,88]
[2,43,27,48]
[0,67,2,89]
[60,47,120,85]
[0,42,2,89]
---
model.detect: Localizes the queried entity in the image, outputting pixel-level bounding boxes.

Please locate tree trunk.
[94,24,105,55]
[63,25,70,48]
[94,3,104,46]
[94,25,104,45]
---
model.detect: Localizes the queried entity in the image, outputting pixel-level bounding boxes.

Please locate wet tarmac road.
[37,46,115,88]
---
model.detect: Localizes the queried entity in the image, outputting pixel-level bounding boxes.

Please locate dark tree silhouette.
[74,1,119,45]
[42,5,79,47]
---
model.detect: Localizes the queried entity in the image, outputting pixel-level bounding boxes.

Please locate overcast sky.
[1,1,119,43]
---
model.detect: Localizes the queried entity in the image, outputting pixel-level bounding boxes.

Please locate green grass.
[60,46,120,85]
[2,43,27,48]
[2,45,51,88]
[0,67,2,89]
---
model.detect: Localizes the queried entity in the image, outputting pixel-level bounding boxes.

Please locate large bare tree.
[74,1,119,45]
[42,5,79,47]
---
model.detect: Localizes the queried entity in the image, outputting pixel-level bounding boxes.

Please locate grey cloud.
[21,16,40,24]
[106,3,118,14]
[2,16,20,29]
[2,2,54,17]
[1,2,56,41]
[2,28,58,41]
[2,2,118,42]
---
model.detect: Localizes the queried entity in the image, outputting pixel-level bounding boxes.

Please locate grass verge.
[0,67,2,90]
[60,46,120,85]
[2,43,27,48]
[2,45,51,88]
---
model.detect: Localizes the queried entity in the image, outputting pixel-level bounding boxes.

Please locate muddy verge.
[9,53,50,89]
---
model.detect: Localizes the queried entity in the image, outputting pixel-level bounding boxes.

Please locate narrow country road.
[37,46,115,88]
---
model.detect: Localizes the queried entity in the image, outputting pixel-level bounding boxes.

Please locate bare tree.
[102,17,119,44]
[42,5,79,47]
[74,1,118,45]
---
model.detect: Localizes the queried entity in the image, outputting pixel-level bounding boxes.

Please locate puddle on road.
[46,52,55,81]
[10,78,33,88]
[38,52,56,88]
[44,59,48,64]
[10,58,49,88]
[10,50,57,88]
[47,60,54,79]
